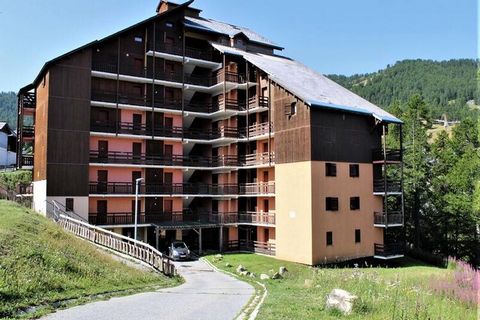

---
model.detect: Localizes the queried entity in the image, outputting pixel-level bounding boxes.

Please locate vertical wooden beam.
[382,124,388,229]
[151,22,156,139]
[219,226,224,252]
[268,78,272,164]
[116,37,121,136]
[400,124,404,225]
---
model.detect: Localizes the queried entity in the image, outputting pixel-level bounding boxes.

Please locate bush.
[0,170,32,191]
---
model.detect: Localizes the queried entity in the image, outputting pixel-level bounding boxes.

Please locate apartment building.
[16,0,404,265]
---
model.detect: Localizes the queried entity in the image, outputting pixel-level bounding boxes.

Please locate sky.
[0,0,476,92]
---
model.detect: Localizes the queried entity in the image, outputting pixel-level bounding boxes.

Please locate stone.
[279,266,288,275]
[249,272,256,278]
[325,289,358,315]
[239,271,250,276]
[214,254,223,260]
[260,273,270,280]
[225,262,232,267]
[271,272,282,280]
[236,265,246,273]
[304,279,313,288]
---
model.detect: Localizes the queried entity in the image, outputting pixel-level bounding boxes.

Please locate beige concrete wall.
[275,161,313,264]
[311,162,383,264]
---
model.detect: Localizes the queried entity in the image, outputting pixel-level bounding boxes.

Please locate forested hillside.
[328,59,478,120]
[0,92,17,127]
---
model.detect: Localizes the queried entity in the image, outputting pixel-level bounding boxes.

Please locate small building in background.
[0,122,17,168]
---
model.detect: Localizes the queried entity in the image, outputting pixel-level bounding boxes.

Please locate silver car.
[168,241,191,260]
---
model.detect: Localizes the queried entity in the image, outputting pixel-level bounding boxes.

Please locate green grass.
[0,200,181,318]
[207,253,477,320]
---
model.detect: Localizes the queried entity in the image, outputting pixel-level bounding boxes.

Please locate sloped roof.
[185,17,282,49]
[211,43,402,124]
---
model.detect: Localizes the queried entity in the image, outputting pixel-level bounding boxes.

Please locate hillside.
[0,200,180,319]
[328,59,478,120]
[0,92,17,127]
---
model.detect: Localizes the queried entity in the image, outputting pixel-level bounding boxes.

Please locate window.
[326,163,337,177]
[290,102,297,115]
[326,197,338,211]
[166,22,174,28]
[326,231,333,246]
[134,36,143,43]
[65,198,74,212]
[349,164,360,177]
[355,229,361,243]
[350,197,360,210]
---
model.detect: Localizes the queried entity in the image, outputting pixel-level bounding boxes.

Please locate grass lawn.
[207,253,477,319]
[0,200,181,319]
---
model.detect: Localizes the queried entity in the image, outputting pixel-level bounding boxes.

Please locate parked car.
[168,241,191,260]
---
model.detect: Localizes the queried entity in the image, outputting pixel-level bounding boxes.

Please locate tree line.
[388,95,479,266]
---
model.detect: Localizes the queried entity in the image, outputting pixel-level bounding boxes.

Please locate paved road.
[42,259,254,320]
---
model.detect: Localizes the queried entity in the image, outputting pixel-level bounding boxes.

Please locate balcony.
[372,148,402,163]
[237,211,276,226]
[22,126,34,138]
[374,212,403,227]
[373,179,402,194]
[374,243,405,259]
[148,43,214,62]
[89,181,275,196]
[227,240,276,256]
[89,151,238,168]
[247,122,273,139]
[21,92,36,109]
[20,155,34,168]
[239,152,275,167]
[239,182,275,195]
[88,211,238,226]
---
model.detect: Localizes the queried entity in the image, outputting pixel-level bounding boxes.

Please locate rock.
[249,272,256,278]
[304,279,313,288]
[279,266,288,275]
[260,273,270,280]
[236,265,246,273]
[271,272,282,280]
[325,289,358,315]
[215,254,223,260]
[225,262,232,267]
[239,271,250,276]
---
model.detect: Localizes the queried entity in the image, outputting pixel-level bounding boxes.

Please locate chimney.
[156,1,202,18]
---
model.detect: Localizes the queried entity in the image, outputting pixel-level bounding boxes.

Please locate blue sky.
[0,0,476,92]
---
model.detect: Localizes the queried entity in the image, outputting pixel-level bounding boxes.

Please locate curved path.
[42,259,254,320]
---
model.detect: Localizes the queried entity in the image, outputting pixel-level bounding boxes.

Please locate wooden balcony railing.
[20,155,34,167]
[239,152,275,166]
[374,212,403,226]
[373,179,402,193]
[227,240,276,256]
[374,243,405,258]
[239,182,275,195]
[151,43,213,61]
[21,92,36,109]
[22,126,34,138]
[372,148,402,163]
[248,122,273,138]
[238,211,276,225]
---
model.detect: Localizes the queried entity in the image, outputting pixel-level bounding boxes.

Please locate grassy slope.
[207,253,476,320]
[0,200,181,318]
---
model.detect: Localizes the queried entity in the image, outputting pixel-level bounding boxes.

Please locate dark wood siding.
[310,109,382,163]
[47,49,91,196]
[272,83,311,164]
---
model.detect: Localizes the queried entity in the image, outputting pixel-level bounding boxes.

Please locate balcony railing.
[239,152,275,166]
[89,211,238,226]
[22,92,36,109]
[374,243,405,258]
[22,126,34,138]
[151,43,213,61]
[239,182,275,195]
[374,212,403,226]
[20,155,34,167]
[248,122,273,138]
[227,240,276,256]
[238,211,276,225]
[89,182,275,196]
[372,148,402,162]
[373,179,402,193]
[90,151,236,167]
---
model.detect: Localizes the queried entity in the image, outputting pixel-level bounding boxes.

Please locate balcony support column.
[382,124,388,229]
[155,226,160,250]
[219,225,224,252]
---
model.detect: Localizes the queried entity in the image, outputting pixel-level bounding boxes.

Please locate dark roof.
[20,0,194,93]
[0,122,15,135]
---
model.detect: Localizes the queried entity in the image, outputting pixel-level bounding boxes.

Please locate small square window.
[326,163,337,177]
[134,36,143,43]
[355,229,361,243]
[349,164,359,177]
[350,197,360,210]
[166,22,174,28]
[326,197,338,211]
[65,198,74,212]
[326,231,333,246]
[291,102,297,115]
